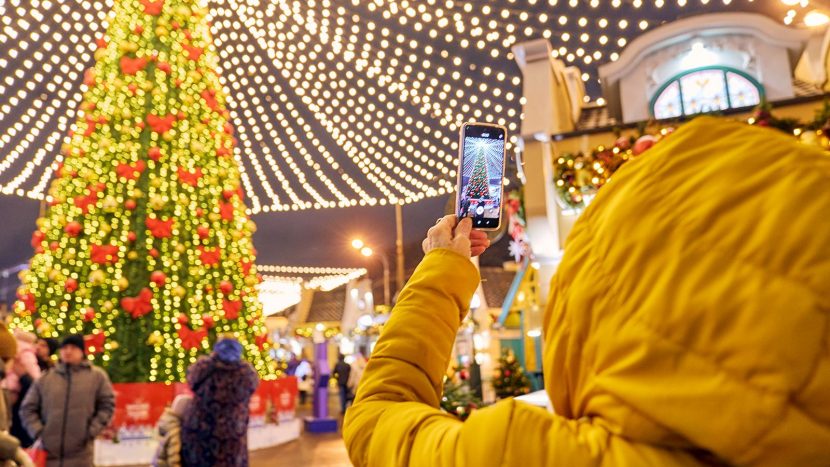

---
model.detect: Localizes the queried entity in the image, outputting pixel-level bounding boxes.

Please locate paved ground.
[250,396,351,466]
[252,431,350,466]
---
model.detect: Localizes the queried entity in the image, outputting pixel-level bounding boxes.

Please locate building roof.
[304,285,346,324]
[480,267,519,310]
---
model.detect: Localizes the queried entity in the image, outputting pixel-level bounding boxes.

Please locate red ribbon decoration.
[139,0,164,15]
[121,288,154,319]
[146,217,174,238]
[179,326,208,350]
[116,160,146,180]
[177,167,202,186]
[90,244,120,264]
[119,56,148,75]
[84,332,106,354]
[222,299,242,320]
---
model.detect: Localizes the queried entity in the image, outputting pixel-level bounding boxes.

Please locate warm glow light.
[351,239,364,250]
[804,10,830,26]
[361,247,374,257]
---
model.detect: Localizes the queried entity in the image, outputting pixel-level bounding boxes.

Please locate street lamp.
[352,239,391,306]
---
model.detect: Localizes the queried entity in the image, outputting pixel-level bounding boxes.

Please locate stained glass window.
[653,81,682,120]
[651,67,763,119]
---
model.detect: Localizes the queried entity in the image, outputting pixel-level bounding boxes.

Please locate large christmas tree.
[13,0,275,383]
[465,147,491,200]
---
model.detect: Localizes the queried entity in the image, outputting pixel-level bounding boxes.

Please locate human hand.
[422,216,491,258]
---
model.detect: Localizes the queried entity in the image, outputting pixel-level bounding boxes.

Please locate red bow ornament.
[179,326,207,350]
[90,244,120,264]
[222,299,242,320]
[121,287,154,319]
[146,217,174,238]
[16,291,36,313]
[219,201,234,221]
[116,159,146,180]
[177,167,202,186]
[201,89,219,111]
[146,114,176,134]
[198,246,221,266]
[182,43,203,61]
[140,0,164,15]
[84,332,106,354]
[119,56,148,75]
[255,333,269,350]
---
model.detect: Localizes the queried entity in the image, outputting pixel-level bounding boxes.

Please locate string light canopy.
[0,0,806,212]
[258,266,366,315]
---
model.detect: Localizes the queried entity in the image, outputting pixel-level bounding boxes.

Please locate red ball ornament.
[222,189,234,200]
[171,21,180,30]
[125,199,137,210]
[50,241,59,251]
[148,147,162,161]
[632,135,657,156]
[127,231,137,242]
[134,25,144,34]
[219,281,233,295]
[196,208,204,217]
[64,221,83,237]
[83,308,96,322]
[149,248,160,258]
[177,111,186,120]
[65,278,78,293]
[197,226,210,239]
[202,315,215,328]
[504,370,512,377]
[177,314,189,325]
[150,271,167,286]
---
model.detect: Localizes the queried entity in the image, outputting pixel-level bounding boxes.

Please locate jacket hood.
[544,117,830,465]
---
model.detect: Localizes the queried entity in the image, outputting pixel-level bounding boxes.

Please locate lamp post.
[351,239,391,306]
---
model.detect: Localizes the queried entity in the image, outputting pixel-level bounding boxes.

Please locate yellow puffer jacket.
[343,117,830,466]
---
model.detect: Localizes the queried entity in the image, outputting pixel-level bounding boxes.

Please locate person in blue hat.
[180,338,259,467]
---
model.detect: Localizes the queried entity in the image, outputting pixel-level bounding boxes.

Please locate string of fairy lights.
[0,0,814,212]
[257,266,366,315]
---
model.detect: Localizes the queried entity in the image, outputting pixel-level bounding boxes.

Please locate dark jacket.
[333,361,351,387]
[20,362,115,467]
[180,355,258,467]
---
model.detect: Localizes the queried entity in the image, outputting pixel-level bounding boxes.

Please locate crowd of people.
[0,322,264,467]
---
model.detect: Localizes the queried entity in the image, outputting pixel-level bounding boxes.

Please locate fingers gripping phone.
[455,122,508,231]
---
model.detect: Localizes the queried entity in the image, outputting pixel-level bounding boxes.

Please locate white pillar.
[512,39,574,299]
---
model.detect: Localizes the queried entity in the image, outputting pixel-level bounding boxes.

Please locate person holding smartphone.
[343,117,830,466]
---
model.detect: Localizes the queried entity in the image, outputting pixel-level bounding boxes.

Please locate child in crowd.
[152,394,192,467]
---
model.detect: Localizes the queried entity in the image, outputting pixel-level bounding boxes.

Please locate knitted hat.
[60,334,86,354]
[0,324,18,360]
[214,338,243,363]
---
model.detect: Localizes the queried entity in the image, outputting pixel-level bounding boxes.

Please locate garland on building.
[554,100,830,210]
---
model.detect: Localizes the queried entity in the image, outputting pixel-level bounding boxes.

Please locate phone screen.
[456,123,506,230]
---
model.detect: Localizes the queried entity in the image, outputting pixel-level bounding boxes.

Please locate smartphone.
[455,122,508,231]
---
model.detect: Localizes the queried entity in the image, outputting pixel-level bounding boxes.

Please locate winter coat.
[180,355,258,467]
[152,409,183,467]
[344,117,830,466]
[0,387,33,467]
[21,362,115,467]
